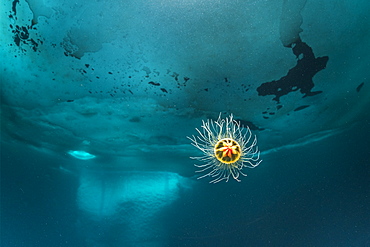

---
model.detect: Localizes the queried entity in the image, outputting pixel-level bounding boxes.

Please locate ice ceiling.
[1,0,369,176]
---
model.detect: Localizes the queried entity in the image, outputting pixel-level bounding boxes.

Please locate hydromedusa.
[188,114,262,183]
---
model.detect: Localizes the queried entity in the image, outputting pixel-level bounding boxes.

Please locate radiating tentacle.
[188,114,262,183]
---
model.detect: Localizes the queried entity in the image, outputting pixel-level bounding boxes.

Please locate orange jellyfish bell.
[188,114,262,183]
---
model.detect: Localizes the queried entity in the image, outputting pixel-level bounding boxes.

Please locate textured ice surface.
[2,0,369,171]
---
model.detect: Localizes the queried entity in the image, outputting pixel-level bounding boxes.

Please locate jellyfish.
[188,114,262,183]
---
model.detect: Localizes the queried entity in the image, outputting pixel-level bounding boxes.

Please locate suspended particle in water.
[188,114,262,183]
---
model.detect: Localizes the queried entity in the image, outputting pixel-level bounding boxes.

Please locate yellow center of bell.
[214,138,241,164]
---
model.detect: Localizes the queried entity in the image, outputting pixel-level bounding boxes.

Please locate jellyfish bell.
[214,138,242,164]
[188,114,262,183]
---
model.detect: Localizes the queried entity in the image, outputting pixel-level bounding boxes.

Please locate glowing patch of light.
[78,171,189,217]
[77,171,192,246]
[68,150,96,160]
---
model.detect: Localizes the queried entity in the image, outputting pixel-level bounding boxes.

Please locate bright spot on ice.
[68,150,96,160]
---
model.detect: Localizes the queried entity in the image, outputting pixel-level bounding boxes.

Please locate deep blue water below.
[1,119,369,247]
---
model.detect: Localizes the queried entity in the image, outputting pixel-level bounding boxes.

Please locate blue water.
[1,120,369,246]
[1,0,370,246]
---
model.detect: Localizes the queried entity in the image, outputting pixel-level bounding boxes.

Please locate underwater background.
[1,0,370,246]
